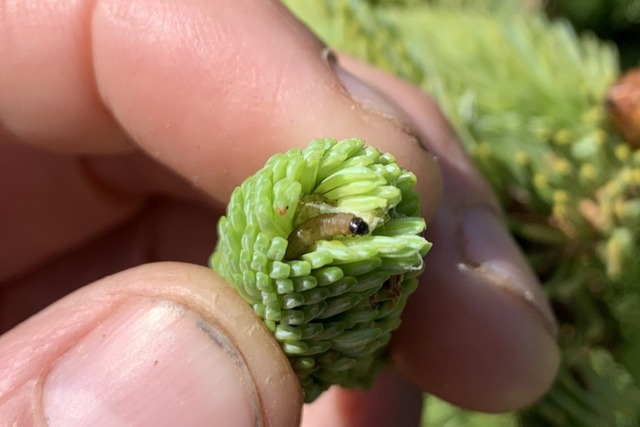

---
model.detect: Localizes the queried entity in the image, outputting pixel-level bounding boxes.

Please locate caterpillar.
[284,213,369,260]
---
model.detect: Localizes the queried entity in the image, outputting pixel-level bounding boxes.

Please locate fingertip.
[0,263,302,426]
[43,299,266,426]
[392,267,560,412]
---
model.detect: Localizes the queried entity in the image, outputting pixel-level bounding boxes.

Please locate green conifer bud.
[211,138,430,402]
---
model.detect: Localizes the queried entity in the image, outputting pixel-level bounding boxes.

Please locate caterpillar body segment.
[285,213,370,260]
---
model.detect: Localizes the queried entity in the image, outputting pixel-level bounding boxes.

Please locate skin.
[0,0,560,425]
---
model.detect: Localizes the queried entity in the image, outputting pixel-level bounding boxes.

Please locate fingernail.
[457,206,558,337]
[42,299,261,427]
[323,49,422,141]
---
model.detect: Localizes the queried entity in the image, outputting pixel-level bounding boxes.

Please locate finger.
[1,0,440,215]
[1,0,440,275]
[0,1,131,155]
[90,0,440,213]
[338,57,560,411]
[0,263,301,426]
[0,141,212,282]
[0,142,142,281]
[1,198,219,332]
[301,369,423,427]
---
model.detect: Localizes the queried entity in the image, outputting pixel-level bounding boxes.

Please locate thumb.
[0,263,301,427]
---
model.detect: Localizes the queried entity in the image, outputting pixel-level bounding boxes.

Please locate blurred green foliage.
[546,0,640,68]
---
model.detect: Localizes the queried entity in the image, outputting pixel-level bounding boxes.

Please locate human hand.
[0,0,559,425]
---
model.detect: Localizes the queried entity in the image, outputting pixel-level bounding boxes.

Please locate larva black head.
[348,217,369,235]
